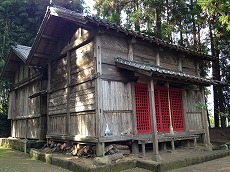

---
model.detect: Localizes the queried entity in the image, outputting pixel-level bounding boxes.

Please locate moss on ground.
[0,146,13,157]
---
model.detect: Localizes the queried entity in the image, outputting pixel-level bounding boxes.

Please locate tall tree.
[0,0,85,115]
[198,0,230,127]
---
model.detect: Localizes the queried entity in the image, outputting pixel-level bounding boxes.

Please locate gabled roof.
[1,44,31,78]
[27,5,217,68]
[11,44,31,62]
[115,57,224,86]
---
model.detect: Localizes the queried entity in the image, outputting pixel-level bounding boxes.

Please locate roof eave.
[115,57,220,86]
[26,6,52,66]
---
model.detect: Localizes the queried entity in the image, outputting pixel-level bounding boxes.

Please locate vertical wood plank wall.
[48,27,96,137]
[101,81,133,136]
[11,79,46,139]
[183,89,204,131]
[100,34,133,136]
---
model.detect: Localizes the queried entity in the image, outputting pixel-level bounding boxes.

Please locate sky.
[84,0,96,14]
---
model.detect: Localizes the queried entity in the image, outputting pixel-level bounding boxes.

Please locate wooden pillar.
[196,60,200,77]
[66,51,71,136]
[94,34,104,156]
[47,62,51,135]
[128,37,136,60]
[182,89,189,131]
[178,56,182,71]
[149,79,161,161]
[128,39,139,154]
[131,84,138,135]
[200,86,212,151]
[132,140,139,154]
[129,38,138,136]
[156,51,160,66]
[24,118,28,153]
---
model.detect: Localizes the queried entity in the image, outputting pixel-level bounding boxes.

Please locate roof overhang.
[26,6,88,68]
[1,45,31,79]
[115,57,225,86]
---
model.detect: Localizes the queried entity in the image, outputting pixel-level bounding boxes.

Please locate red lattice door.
[135,84,152,133]
[155,86,184,132]
[170,88,184,131]
[155,87,170,132]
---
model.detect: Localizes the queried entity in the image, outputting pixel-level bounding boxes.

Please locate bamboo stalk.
[167,82,174,135]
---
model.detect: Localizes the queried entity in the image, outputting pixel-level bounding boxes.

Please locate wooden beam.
[128,37,136,60]
[94,35,103,138]
[156,51,160,66]
[61,31,97,56]
[196,60,200,77]
[149,79,161,161]
[42,34,58,42]
[178,56,182,71]
[34,53,49,59]
[66,51,71,136]
[182,89,189,131]
[131,83,137,135]
[94,35,105,156]
[200,86,212,151]
[47,62,51,135]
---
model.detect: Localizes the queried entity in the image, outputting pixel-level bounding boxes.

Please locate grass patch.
[0,146,13,157]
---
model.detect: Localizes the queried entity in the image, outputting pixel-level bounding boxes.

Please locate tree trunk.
[209,17,223,127]
[156,6,161,38]
[191,0,197,50]
[219,85,226,127]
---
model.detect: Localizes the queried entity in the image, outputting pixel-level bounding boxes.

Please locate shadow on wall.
[0,115,11,137]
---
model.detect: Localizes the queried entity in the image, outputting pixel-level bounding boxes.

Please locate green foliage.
[197,0,230,31]
[219,111,230,118]
[195,101,208,110]
[0,0,85,116]
[0,79,12,115]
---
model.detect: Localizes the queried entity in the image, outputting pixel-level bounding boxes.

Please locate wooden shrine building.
[1,44,47,140]
[1,6,223,158]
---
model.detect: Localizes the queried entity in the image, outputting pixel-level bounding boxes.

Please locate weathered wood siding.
[160,50,178,70]
[70,112,95,136]
[101,34,128,65]
[8,91,16,119]
[14,62,38,85]
[48,27,96,137]
[69,81,95,113]
[70,41,95,136]
[16,80,41,117]
[10,79,47,139]
[101,80,133,136]
[11,117,47,139]
[182,57,196,76]
[12,119,26,138]
[183,89,204,131]
[70,42,95,85]
[49,114,67,135]
[133,43,156,65]
[50,57,68,91]
[49,59,68,134]
[101,34,134,81]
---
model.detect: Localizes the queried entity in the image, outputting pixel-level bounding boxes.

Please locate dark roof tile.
[115,57,225,85]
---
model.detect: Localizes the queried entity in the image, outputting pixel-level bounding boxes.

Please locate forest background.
[0,0,229,128]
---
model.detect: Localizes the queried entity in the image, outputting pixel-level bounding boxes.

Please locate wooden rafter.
[41,34,58,42]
